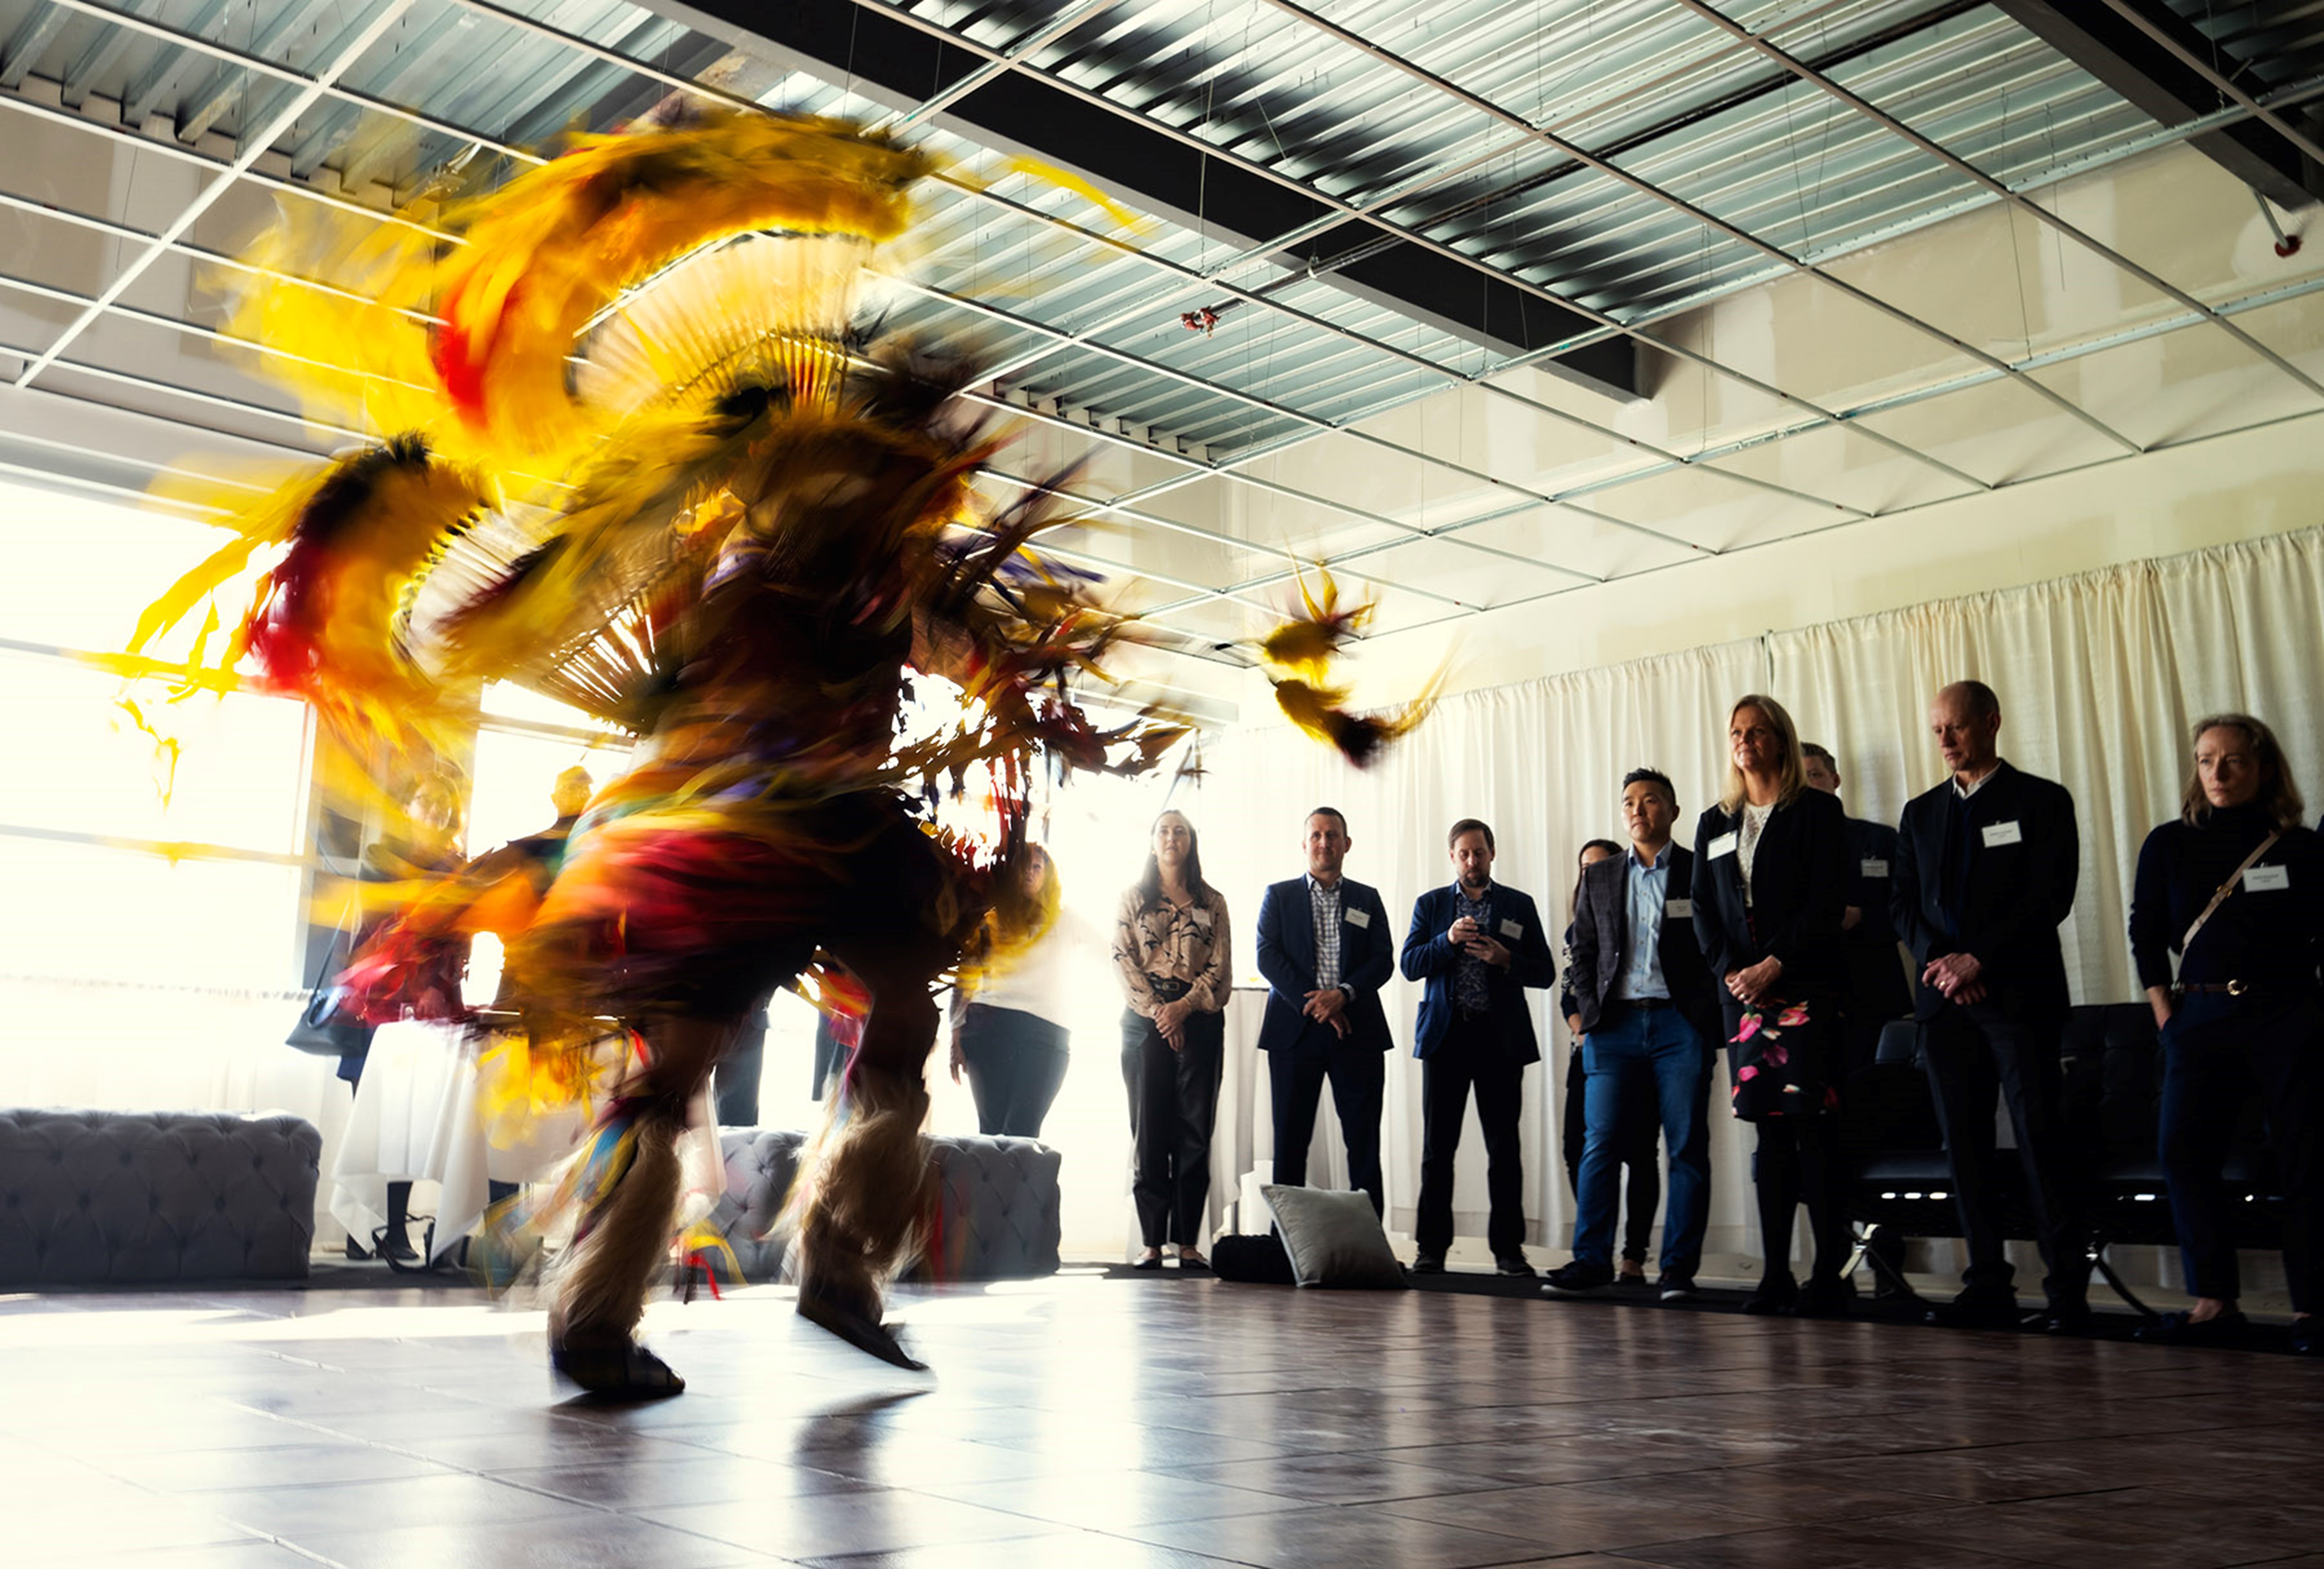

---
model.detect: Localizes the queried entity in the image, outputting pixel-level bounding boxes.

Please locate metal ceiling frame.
[0,0,1878,570]
[1669,0,2324,400]
[2089,0,2324,173]
[841,0,2054,495]
[1357,397,2324,655]
[1253,0,2142,455]
[1107,66,2324,545]
[858,0,2136,468]
[12,0,419,391]
[0,0,2316,656]
[0,0,1826,566]
[1144,262,2324,621]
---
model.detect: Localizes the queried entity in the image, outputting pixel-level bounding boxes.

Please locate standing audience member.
[1255,809,1397,1215]
[1692,696,1853,1315]
[951,845,1087,1140]
[343,774,469,1262]
[1546,769,1722,1300]
[1892,680,2091,1333]
[1561,838,1657,1282]
[1113,811,1232,1271]
[2129,714,2324,1351]
[1801,743,1913,1076]
[1401,820,1557,1276]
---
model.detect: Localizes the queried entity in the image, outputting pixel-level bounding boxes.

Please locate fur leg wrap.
[550,1099,685,1348]
[789,1062,934,1320]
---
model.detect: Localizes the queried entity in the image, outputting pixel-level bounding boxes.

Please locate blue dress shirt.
[1614,843,1672,1002]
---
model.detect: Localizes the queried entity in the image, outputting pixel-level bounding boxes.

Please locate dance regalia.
[123,110,1421,1392]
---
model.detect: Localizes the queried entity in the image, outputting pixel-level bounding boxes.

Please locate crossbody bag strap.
[2180,829,2284,954]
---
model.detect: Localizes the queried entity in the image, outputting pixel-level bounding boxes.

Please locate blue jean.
[1572,1004,1712,1275]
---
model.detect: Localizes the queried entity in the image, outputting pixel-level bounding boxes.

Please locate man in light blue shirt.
[1544,768,1722,1299]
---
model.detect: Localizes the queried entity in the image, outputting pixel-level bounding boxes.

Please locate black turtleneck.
[2129,800,2324,996]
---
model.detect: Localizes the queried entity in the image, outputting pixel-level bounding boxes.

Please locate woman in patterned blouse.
[1114,809,1233,1270]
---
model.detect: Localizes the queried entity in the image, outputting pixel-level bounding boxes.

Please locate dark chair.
[1839,1003,2284,1319]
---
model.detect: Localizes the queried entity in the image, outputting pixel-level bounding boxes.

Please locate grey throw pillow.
[1259,1185,1408,1289]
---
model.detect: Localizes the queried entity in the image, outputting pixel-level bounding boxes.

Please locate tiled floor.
[3,1269,2319,1569]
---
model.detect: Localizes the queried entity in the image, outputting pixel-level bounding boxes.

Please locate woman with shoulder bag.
[1691,694,1852,1315]
[2130,713,2324,1351]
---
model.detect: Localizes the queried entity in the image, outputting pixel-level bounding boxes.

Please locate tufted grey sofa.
[714,1129,1061,1283]
[0,1109,321,1286]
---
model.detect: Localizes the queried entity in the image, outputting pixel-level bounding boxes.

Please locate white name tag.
[1860,858,1889,878]
[1498,918,1524,940]
[2245,864,2291,892]
[1706,832,1739,860]
[1345,907,1372,928]
[1666,898,1694,919]
[1981,821,2023,848]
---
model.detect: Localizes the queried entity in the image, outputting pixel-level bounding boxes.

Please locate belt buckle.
[2226,979,2247,997]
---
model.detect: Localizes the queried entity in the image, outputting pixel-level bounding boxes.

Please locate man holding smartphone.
[1401,819,1557,1276]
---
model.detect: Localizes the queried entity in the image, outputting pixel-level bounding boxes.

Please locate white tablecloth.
[330,1021,597,1260]
[1214,985,1351,1237]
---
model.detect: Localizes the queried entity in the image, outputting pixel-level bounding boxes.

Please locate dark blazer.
[1400,882,1557,1064]
[1839,814,1912,1020]
[1254,875,1396,1054]
[1690,787,1848,1003]
[1891,760,2079,1022]
[1566,843,1720,1046]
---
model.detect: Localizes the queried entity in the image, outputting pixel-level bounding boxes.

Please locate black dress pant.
[961,1002,1070,1139]
[1723,1000,1851,1283]
[1268,1027,1386,1217]
[1921,1002,2089,1307]
[1416,1015,1528,1259]
[1121,1008,1224,1247]
[1562,1044,1660,1264]
[2159,998,2324,1313]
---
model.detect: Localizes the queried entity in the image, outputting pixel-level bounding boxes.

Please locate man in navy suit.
[1255,808,1396,1216]
[1401,819,1557,1276]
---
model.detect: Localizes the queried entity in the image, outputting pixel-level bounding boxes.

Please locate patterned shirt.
[1307,873,1344,993]
[1453,883,1494,1013]
[1112,884,1233,1013]
[1738,801,1774,906]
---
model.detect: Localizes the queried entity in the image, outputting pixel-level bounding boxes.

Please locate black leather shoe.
[1131,1253,1163,1271]
[1496,1254,1538,1279]
[2289,1317,2322,1356]
[2134,1309,2247,1346]
[1408,1254,1445,1276]
[1741,1274,1798,1315]
[1540,1260,1614,1295]
[1925,1289,2022,1330]
[2036,1302,2094,1336]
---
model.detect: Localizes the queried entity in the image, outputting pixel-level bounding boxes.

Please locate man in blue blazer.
[1400,818,1557,1275]
[1255,808,1396,1215]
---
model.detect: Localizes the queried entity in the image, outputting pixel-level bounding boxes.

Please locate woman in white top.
[949,844,1086,1139]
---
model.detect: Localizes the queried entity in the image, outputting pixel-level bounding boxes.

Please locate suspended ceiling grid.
[0,0,2320,683]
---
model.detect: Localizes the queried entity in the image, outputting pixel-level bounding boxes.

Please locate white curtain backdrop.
[1202,525,2324,1272]
[5,526,2320,1276]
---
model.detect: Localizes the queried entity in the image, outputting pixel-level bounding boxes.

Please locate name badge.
[1498,919,1524,940]
[1980,821,2023,848]
[1666,898,1694,918]
[1706,831,1739,860]
[1860,858,1889,878]
[2245,864,2291,893]
[1344,907,1373,928]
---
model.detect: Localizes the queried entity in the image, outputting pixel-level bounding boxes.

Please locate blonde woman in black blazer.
[1691,694,1851,1315]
